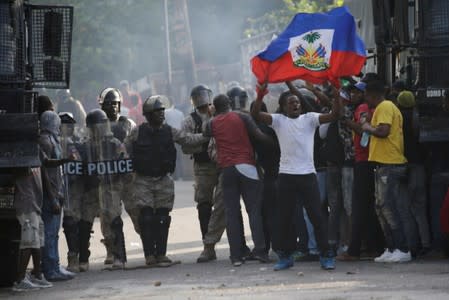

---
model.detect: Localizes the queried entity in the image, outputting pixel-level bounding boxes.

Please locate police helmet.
[98,88,122,105]
[86,109,108,128]
[190,84,212,108]
[226,86,248,111]
[143,95,167,114]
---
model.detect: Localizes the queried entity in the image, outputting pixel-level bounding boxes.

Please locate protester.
[203,94,273,266]
[252,82,342,271]
[12,167,53,291]
[397,91,431,256]
[338,82,385,261]
[39,111,74,281]
[361,80,411,263]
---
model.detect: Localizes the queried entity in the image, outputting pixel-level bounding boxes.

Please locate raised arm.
[285,81,320,112]
[250,83,272,125]
[318,86,342,124]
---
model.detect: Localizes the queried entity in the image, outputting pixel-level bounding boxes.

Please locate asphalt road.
[1,180,449,300]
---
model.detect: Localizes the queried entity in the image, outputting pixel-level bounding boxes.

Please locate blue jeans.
[374,165,409,252]
[41,196,62,277]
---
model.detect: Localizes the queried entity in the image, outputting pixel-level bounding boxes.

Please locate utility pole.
[166,0,196,87]
[164,0,172,86]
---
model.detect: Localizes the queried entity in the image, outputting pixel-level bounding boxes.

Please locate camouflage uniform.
[181,113,223,242]
[110,117,140,235]
[125,123,206,265]
[126,124,207,210]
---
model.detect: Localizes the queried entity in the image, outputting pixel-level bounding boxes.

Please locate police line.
[63,159,134,176]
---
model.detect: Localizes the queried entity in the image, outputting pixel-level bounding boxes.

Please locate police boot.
[138,207,157,266]
[155,215,173,267]
[63,216,80,272]
[111,217,127,269]
[197,243,217,263]
[197,203,212,239]
[78,220,93,272]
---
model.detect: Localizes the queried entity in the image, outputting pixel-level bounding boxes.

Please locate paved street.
[1,180,449,300]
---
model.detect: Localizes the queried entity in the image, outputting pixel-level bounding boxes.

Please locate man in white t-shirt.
[251,82,342,271]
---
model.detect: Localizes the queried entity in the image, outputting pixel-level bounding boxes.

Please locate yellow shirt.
[368,100,407,164]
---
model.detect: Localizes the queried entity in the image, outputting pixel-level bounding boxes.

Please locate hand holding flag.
[251,6,366,87]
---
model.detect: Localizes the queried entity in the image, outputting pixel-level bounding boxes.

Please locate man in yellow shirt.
[361,80,411,263]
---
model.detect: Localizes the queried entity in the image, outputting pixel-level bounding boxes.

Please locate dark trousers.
[348,162,384,256]
[273,173,329,256]
[262,174,277,254]
[222,166,265,259]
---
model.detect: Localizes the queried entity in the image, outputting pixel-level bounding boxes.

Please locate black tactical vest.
[190,112,211,163]
[132,123,176,177]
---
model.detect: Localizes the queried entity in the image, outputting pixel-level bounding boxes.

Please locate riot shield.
[83,120,129,264]
[60,121,85,220]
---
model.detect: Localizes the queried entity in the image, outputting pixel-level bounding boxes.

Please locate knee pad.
[155,208,170,217]
[139,207,155,227]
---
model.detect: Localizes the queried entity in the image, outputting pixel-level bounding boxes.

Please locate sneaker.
[320,255,336,270]
[231,257,244,267]
[28,273,53,289]
[273,256,294,271]
[79,262,89,272]
[374,249,393,263]
[197,245,217,263]
[46,271,73,282]
[145,255,157,266]
[111,259,126,269]
[12,277,40,292]
[156,255,173,267]
[59,266,76,277]
[385,249,412,263]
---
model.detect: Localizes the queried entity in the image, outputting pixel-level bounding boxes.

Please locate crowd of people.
[10,74,449,292]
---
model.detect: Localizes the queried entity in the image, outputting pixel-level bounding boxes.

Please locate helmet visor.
[192,89,212,108]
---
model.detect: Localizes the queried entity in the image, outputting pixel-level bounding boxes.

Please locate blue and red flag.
[251,6,366,86]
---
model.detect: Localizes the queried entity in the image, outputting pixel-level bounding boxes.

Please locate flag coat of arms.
[251,6,366,86]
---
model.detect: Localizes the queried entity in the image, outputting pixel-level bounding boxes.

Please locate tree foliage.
[244,0,343,38]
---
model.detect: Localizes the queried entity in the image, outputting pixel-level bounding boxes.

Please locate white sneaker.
[385,249,412,263]
[374,249,393,263]
[27,273,53,289]
[12,276,40,292]
[59,266,76,277]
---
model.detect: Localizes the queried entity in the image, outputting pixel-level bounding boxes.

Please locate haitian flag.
[251,6,366,86]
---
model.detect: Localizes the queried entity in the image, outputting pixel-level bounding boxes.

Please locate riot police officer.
[227,85,249,112]
[98,88,138,266]
[59,112,84,273]
[79,109,127,271]
[181,85,223,263]
[125,95,207,266]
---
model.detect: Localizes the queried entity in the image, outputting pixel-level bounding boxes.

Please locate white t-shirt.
[271,112,321,175]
